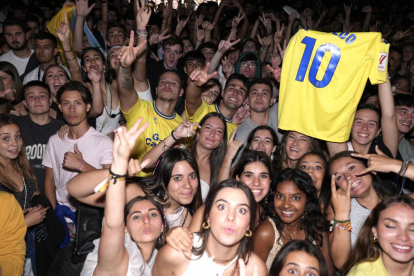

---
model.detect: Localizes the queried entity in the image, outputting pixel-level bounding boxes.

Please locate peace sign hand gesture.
[118,31,147,68]
[330,175,351,220]
[218,32,240,54]
[189,62,217,87]
[136,0,152,29]
[351,146,402,176]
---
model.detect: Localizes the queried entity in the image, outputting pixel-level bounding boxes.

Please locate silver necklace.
[22,176,27,210]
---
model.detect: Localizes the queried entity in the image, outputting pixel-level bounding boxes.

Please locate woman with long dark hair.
[342,196,414,276]
[268,240,328,276]
[152,179,267,276]
[251,168,334,274]
[0,114,47,275]
[296,152,332,218]
[328,151,392,270]
[143,112,227,201]
[0,61,25,115]
[79,120,168,275]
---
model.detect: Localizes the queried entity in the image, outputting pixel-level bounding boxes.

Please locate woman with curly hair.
[251,168,334,275]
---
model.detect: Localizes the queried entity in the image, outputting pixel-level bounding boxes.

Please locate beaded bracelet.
[330,219,352,233]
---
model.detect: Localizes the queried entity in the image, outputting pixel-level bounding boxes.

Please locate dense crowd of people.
[1,0,414,275]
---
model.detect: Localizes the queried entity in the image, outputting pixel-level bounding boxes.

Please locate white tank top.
[182,234,238,276]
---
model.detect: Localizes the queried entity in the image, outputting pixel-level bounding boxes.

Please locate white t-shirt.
[0,50,34,76]
[42,127,113,211]
[23,65,71,84]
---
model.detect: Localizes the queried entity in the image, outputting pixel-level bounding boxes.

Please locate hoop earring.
[202,222,211,229]
[245,229,252,237]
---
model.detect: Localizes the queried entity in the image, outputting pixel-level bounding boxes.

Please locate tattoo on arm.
[120,66,134,91]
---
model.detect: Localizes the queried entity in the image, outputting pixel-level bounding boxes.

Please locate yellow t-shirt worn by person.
[347,256,414,276]
[185,100,237,140]
[122,98,183,176]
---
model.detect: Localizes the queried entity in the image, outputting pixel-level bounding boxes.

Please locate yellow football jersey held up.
[278,30,389,142]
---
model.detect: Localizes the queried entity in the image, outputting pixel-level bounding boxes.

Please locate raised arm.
[186,62,217,116]
[378,74,399,158]
[329,175,352,269]
[133,0,151,93]
[74,0,95,55]
[361,6,372,32]
[55,13,82,82]
[117,32,147,112]
[101,0,108,42]
[207,33,239,74]
[86,66,104,118]
[93,118,149,275]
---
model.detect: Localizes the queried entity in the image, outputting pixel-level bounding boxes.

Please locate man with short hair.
[182,50,205,76]
[10,81,64,193]
[42,81,113,210]
[23,32,70,84]
[106,23,126,47]
[147,36,187,107]
[0,19,39,78]
[394,94,414,160]
[233,78,283,161]
[186,70,249,139]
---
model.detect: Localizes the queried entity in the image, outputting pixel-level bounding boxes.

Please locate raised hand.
[176,16,190,35]
[267,56,282,82]
[55,13,70,43]
[319,7,328,20]
[87,64,102,83]
[189,62,217,87]
[392,29,411,42]
[274,21,285,44]
[288,13,297,25]
[163,0,172,19]
[352,147,402,176]
[232,11,246,29]
[306,13,313,29]
[221,56,234,77]
[343,3,352,18]
[256,34,271,48]
[202,21,214,31]
[195,14,204,28]
[63,144,84,171]
[172,121,200,139]
[226,130,244,160]
[149,29,171,45]
[112,117,149,165]
[259,13,272,35]
[271,39,287,68]
[330,174,351,220]
[136,0,152,29]
[76,0,95,17]
[369,20,381,32]
[362,5,372,13]
[218,32,240,53]
[118,31,147,68]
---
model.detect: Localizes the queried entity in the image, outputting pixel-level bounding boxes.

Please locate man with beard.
[0,19,39,78]
[23,32,71,84]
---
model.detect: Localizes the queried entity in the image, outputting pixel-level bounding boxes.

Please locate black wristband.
[171,130,179,141]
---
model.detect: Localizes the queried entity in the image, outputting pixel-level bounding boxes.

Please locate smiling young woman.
[343,196,414,276]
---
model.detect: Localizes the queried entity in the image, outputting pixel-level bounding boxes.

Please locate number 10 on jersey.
[295,36,341,88]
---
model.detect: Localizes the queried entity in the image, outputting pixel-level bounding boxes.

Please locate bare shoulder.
[253,219,275,240]
[245,253,267,276]
[152,243,191,275]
